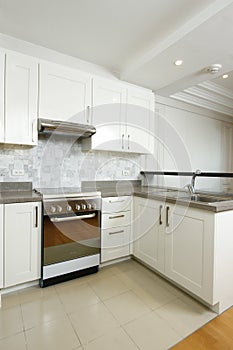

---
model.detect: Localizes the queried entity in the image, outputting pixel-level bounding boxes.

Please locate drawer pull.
[109,230,124,235]
[166,206,170,227]
[109,200,125,204]
[159,205,163,225]
[109,214,125,219]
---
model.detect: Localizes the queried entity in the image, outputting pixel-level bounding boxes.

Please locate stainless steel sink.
[179,194,230,203]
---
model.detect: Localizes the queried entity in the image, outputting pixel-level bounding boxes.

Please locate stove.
[36,187,101,287]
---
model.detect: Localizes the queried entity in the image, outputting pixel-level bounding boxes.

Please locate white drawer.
[102,210,131,229]
[101,225,130,262]
[102,196,131,213]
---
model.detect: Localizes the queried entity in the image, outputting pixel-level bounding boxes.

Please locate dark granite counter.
[0,182,42,204]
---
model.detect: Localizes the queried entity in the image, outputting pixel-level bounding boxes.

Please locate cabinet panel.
[39,62,91,124]
[133,197,164,272]
[101,225,130,262]
[102,210,131,229]
[165,205,214,304]
[5,52,38,145]
[0,52,4,143]
[4,202,41,287]
[88,77,127,151]
[0,205,3,288]
[102,196,131,213]
[127,87,154,154]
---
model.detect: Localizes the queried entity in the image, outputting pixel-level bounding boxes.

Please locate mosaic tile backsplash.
[0,134,142,188]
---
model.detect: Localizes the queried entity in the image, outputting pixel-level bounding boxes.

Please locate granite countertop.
[0,182,42,204]
[82,181,233,213]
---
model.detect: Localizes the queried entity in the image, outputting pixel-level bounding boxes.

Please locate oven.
[39,192,101,287]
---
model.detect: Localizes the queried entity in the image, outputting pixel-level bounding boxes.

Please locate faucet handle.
[194,169,202,175]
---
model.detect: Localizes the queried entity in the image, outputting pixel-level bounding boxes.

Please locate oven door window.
[43,211,100,266]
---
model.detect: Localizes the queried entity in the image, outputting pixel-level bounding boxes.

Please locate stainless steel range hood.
[38,118,96,138]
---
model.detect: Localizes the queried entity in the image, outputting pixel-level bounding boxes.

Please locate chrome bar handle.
[34,206,38,228]
[122,134,125,150]
[109,214,125,219]
[51,213,96,223]
[86,105,90,123]
[166,206,170,227]
[159,205,163,225]
[109,230,124,235]
[109,200,125,204]
[128,134,130,150]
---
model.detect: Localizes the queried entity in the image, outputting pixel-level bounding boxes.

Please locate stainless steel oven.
[37,188,101,287]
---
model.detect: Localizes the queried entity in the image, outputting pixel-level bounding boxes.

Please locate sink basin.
[179,194,230,203]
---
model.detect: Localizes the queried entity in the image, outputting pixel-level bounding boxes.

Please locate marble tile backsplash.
[0,135,142,188]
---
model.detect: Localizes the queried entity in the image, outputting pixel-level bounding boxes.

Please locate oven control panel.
[44,197,101,215]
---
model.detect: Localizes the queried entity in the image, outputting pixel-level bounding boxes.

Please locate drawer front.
[101,225,130,262]
[102,196,131,213]
[102,210,131,229]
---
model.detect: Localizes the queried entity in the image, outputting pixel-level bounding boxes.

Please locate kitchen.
[1,1,233,349]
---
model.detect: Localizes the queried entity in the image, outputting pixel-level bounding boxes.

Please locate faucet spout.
[190,169,201,194]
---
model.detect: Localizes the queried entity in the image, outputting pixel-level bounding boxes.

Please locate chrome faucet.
[186,169,201,196]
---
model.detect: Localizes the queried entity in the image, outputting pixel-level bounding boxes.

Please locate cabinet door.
[126,87,154,154]
[5,52,38,145]
[90,77,127,151]
[39,62,91,124]
[4,202,41,287]
[0,205,3,288]
[165,205,215,304]
[0,52,4,143]
[133,197,164,272]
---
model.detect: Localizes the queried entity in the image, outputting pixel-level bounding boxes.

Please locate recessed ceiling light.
[174,60,183,66]
[222,74,229,79]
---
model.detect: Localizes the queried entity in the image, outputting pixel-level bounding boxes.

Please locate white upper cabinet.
[39,62,91,124]
[126,86,155,154]
[5,52,38,145]
[83,77,155,154]
[86,77,127,151]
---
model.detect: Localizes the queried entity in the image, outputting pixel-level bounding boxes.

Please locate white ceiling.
[0,0,233,100]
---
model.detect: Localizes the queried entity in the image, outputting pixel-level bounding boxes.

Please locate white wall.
[144,96,233,192]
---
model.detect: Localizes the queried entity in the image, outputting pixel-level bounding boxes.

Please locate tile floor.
[0,259,216,350]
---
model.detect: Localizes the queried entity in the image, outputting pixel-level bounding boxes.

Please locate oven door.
[43,210,100,267]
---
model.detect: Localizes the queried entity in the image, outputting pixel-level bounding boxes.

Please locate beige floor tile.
[104,290,150,324]
[18,285,56,304]
[83,327,139,350]
[132,281,178,310]
[25,316,80,350]
[88,275,129,300]
[117,267,158,291]
[1,291,20,310]
[155,298,216,338]
[69,302,119,345]
[0,305,24,340]
[124,311,182,350]
[57,283,100,313]
[0,332,27,350]
[54,271,106,292]
[21,294,67,330]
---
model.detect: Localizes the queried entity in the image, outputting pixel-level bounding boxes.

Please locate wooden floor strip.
[171,307,233,350]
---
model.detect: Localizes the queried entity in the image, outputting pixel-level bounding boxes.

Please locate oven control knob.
[91,203,97,210]
[66,205,72,212]
[81,204,86,210]
[87,203,92,210]
[56,205,62,213]
[75,204,80,211]
[50,206,56,213]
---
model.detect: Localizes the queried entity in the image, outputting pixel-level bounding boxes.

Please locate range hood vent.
[38,118,96,138]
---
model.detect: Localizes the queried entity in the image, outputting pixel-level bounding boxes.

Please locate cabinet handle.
[109,230,124,235]
[32,120,35,142]
[109,200,125,204]
[109,214,125,219]
[34,206,38,228]
[159,205,163,225]
[128,134,130,150]
[166,206,170,227]
[122,134,124,150]
[87,106,90,123]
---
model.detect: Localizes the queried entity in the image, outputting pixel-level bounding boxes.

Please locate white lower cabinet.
[133,197,215,304]
[101,196,131,263]
[0,205,3,289]
[4,202,41,288]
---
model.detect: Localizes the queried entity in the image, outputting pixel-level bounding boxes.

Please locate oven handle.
[50,213,96,222]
